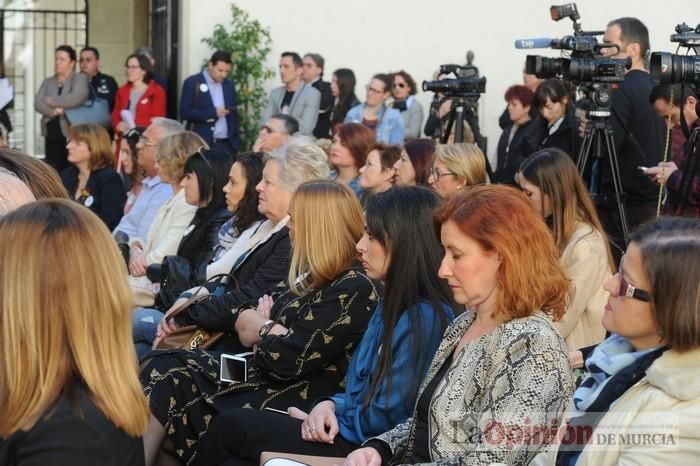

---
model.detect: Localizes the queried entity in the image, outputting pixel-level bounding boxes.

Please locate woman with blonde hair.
[140,179,380,465]
[517,148,614,349]
[0,200,148,464]
[60,123,126,229]
[428,142,487,198]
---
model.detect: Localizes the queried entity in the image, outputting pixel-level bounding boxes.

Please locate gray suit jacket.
[34,71,90,137]
[260,82,321,135]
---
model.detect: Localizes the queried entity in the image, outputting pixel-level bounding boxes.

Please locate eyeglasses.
[125,65,141,70]
[393,82,406,89]
[617,257,650,302]
[365,85,384,94]
[430,166,457,181]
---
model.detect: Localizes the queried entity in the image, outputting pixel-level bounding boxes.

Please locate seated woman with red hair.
[346,184,574,466]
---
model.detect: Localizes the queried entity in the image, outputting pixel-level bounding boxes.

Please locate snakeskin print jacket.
[372,310,574,465]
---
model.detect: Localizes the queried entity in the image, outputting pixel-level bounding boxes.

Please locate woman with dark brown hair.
[393,138,435,187]
[391,70,424,140]
[330,123,375,196]
[346,184,574,466]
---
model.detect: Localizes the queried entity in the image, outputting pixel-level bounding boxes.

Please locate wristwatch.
[258,320,275,338]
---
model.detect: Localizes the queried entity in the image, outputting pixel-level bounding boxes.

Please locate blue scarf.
[573,333,659,414]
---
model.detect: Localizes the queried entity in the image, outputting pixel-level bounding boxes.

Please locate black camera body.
[650,23,700,86]
[422,64,486,98]
[517,2,629,85]
[526,55,629,84]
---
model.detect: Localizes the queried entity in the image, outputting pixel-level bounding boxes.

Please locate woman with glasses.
[127,132,203,303]
[359,143,401,196]
[517,148,613,350]
[330,123,375,196]
[532,216,700,466]
[427,143,487,198]
[112,53,166,165]
[391,70,424,140]
[344,74,404,144]
[393,138,436,187]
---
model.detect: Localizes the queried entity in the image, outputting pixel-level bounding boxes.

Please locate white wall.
[179,0,699,160]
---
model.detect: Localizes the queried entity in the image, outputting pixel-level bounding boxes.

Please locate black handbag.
[153,255,197,310]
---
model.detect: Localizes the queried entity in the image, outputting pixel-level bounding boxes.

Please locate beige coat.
[131,189,197,265]
[531,347,700,466]
[556,223,611,350]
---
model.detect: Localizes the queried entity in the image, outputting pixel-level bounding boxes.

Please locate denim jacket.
[344,103,404,144]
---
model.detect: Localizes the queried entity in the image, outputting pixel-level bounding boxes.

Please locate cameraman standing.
[582,17,665,256]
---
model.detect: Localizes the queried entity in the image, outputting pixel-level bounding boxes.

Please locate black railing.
[0,3,88,154]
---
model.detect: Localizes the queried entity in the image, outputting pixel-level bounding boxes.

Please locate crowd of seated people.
[3,15,700,466]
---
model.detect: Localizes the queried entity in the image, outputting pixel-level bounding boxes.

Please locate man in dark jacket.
[79,46,118,112]
[180,51,241,154]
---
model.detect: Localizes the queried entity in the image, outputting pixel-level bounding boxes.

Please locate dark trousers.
[211,139,237,156]
[45,118,68,173]
[193,409,358,466]
[596,199,658,263]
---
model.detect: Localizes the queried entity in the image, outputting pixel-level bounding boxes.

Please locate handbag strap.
[165,272,239,320]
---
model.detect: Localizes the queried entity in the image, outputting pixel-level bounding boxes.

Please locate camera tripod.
[441,95,494,181]
[576,87,630,249]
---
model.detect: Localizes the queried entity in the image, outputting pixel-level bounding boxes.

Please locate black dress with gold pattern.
[139,264,380,464]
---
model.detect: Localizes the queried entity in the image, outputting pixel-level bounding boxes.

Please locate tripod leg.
[604,127,630,247]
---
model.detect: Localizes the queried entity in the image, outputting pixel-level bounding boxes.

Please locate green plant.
[202,3,275,151]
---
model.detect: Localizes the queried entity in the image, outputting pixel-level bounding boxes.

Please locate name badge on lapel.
[199,83,209,93]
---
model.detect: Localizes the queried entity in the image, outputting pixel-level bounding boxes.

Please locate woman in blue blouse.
[344,73,404,144]
[193,186,457,465]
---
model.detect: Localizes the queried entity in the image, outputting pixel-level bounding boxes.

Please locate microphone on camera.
[514,36,576,50]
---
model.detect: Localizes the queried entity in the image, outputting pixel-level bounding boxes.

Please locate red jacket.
[111,79,166,132]
[112,80,166,166]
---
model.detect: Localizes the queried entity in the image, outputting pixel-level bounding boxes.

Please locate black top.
[494,116,544,185]
[538,108,579,158]
[89,72,119,112]
[60,165,127,230]
[281,91,294,113]
[312,79,333,139]
[366,356,453,466]
[177,227,292,333]
[404,356,453,464]
[602,70,665,202]
[176,207,231,270]
[0,385,145,466]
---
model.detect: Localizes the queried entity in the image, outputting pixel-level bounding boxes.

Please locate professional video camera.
[650,23,700,86]
[515,3,633,247]
[421,61,490,177]
[422,64,486,97]
[515,3,630,84]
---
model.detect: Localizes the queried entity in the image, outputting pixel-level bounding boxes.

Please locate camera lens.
[651,52,700,84]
